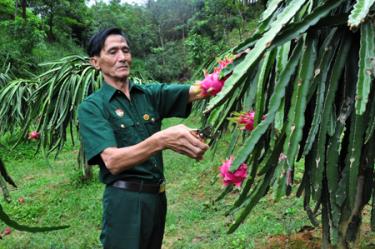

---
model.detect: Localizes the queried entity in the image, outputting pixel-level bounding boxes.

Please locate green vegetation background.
[0,0,262,82]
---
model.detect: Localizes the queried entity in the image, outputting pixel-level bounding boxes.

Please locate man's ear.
[90,56,101,70]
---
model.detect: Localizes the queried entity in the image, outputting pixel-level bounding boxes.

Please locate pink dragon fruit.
[28,131,40,140]
[219,156,248,187]
[198,71,225,97]
[196,57,234,97]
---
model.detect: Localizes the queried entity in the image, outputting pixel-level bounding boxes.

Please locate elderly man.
[78,27,209,249]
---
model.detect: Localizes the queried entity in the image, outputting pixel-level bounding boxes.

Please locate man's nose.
[117,51,127,61]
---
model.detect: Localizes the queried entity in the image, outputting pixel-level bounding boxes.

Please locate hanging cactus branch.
[203,1,375,248]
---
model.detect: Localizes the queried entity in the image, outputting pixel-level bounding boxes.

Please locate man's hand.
[156,124,209,160]
[101,124,209,175]
[188,85,205,102]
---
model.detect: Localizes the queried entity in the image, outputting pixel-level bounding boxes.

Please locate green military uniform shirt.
[78,81,191,184]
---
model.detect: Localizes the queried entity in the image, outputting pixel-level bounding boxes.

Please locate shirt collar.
[101,80,145,102]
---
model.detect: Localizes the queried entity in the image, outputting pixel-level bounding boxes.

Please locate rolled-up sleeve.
[78,101,117,165]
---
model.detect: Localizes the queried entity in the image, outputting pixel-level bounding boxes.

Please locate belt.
[111,180,166,194]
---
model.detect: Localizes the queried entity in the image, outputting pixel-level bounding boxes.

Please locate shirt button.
[120,124,125,128]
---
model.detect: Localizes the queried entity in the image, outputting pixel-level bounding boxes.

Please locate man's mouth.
[118,65,128,70]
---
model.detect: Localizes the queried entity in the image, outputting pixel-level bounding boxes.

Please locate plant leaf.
[230,40,304,172]
[348,0,375,29]
[355,21,375,114]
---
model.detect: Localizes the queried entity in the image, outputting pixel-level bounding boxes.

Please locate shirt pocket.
[111,116,137,146]
[142,111,161,135]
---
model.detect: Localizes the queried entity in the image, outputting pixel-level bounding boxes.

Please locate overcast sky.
[86,0,148,6]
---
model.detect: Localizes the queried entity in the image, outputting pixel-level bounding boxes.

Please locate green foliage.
[348,0,375,28]
[147,0,195,41]
[144,40,190,82]
[185,0,263,74]
[355,21,375,114]
[0,16,45,76]
[0,0,89,77]
[31,0,91,42]
[32,40,85,66]
[202,0,375,248]
[0,79,38,135]
[130,58,154,81]
[185,34,225,69]
[0,0,15,19]
[0,63,12,88]
[0,0,261,80]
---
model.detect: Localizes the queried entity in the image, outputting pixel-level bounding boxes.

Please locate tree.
[203,0,375,248]
[0,1,45,77]
[14,0,28,19]
[89,1,157,58]
[30,0,89,43]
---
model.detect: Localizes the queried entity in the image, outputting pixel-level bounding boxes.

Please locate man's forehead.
[103,35,128,50]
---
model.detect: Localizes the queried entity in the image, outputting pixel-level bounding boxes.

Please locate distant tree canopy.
[0,0,263,81]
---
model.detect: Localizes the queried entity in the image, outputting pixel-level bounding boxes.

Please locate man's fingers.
[161,124,209,159]
[173,140,207,160]
[185,131,209,150]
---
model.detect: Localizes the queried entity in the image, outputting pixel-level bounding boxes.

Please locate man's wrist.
[150,132,165,151]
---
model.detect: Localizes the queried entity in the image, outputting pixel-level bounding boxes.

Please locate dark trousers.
[100,185,167,249]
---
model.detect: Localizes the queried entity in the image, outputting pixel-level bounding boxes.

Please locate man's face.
[91,34,132,82]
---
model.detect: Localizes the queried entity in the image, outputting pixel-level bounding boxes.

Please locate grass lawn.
[0,117,374,249]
